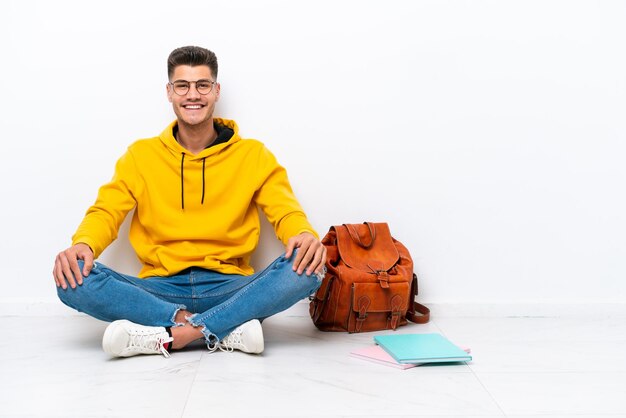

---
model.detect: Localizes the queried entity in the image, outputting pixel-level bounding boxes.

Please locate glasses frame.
[168,79,217,96]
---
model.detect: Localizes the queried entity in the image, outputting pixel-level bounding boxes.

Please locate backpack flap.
[336,223,399,288]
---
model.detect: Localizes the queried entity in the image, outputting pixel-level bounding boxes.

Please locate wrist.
[76,242,94,254]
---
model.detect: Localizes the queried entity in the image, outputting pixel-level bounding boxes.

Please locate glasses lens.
[172,81,189,95]
[196,81,213,94]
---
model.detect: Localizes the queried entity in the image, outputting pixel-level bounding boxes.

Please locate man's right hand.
[53,243,94,290]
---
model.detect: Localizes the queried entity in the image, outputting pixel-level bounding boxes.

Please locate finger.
[82,253,94,277]
[318,247,328,273]
[292,241,309,272]
[60,253,78,289]
[308,246,326,275]
[52,265,60,288]
[307,245,327,275]
[285,238,297,259]
[296,244,317,275]
[54,258,67,290]
[68,253,84,286]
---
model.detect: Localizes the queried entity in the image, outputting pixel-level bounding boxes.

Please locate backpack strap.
[406,273,430,324]
[344,222,376,249]
[310,276,334,323]
[407,302,431,324]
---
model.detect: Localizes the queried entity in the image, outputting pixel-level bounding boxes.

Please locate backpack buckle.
[376,270,390,289]
[355,296,370,332]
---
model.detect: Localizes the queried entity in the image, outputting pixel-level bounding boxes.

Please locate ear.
[166,83,173,103]
[214,82,221,102]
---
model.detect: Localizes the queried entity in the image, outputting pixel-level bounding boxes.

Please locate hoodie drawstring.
[180,153,207,210]
[180,152,186,210]
[201,157,206,205]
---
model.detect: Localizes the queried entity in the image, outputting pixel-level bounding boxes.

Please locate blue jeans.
[57,251,323,345]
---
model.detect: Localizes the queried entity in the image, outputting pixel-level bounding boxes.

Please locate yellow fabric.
[72,118,317,278]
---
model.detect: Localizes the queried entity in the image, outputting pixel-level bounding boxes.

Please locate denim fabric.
[57,251,323,344]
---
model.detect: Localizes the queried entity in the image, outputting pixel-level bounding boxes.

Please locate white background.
[1,0,624,306]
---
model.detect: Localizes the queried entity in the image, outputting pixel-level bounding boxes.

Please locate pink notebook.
[350,345,471,370]
[350,345,419,369]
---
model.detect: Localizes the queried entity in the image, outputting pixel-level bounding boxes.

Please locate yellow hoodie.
[72,118,317,278]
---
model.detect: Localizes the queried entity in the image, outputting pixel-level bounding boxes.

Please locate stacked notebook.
[350,333,472,370]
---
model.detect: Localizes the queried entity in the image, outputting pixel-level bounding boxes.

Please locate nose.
[186,82,201,99]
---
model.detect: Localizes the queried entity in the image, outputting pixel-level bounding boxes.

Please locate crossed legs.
[57,252,323,355]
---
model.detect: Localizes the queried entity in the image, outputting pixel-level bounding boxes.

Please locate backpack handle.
[407,273,430,324]
[344,222,376,249]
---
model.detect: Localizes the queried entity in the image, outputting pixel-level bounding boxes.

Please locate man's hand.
[53,243,94,290]
[285,232,327,276]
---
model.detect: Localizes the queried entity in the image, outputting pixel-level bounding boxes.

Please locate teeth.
[185,105,202,109]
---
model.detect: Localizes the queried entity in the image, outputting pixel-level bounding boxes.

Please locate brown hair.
[167,46,218,80]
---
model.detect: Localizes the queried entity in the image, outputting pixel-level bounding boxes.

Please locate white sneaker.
[210,319,264,354]
[102,320,173,358]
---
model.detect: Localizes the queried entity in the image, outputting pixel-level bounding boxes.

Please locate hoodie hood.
[158,118,241,209]
[158,117,241,159]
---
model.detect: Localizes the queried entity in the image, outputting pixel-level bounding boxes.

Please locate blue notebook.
[374,333,472,364]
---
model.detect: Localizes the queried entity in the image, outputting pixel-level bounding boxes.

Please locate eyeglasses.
[168,79,216,96]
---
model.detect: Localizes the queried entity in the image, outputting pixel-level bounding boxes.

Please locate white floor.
[2,303,626,418]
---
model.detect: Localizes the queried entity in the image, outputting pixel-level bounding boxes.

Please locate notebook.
[374,333,473,364]
[350,345,419,370]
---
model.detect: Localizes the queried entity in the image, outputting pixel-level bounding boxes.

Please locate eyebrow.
[172,79,214,83]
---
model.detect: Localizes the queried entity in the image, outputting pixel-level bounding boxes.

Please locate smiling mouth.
[183,104,204,110]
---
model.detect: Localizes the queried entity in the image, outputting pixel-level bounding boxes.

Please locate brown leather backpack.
[309,222,430,333]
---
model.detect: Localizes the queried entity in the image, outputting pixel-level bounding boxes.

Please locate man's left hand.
[285,232,327,276]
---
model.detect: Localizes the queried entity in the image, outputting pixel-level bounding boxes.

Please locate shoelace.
[128,331,174,358]
[207,327,243,353]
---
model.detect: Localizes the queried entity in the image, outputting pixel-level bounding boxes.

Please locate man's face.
[167,65,220,127]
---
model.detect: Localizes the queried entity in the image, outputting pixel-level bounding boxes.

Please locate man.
[54,46,326,358]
